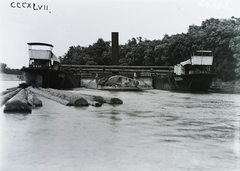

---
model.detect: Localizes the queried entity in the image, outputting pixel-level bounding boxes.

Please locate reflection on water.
[0,81,240,171]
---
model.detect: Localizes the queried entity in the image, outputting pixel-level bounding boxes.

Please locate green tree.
[61,17,240,81]
[0,63,7,73]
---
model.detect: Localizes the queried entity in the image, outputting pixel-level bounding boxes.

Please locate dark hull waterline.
[22,68,66,89]
[153,73,216,92]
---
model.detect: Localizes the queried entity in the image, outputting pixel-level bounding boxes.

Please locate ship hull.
[153,74,216,92]
[22,68,66,89]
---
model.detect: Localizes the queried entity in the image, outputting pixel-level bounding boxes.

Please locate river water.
[0,81,240,171]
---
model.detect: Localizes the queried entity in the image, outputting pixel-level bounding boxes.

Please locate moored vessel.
[153,50,216,92]
[97,75,142,91]
[21,43,79,89]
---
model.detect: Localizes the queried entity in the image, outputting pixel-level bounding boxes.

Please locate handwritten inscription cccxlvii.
[10,2,49,11]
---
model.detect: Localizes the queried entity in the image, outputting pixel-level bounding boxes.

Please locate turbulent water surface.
[0,81,240,171]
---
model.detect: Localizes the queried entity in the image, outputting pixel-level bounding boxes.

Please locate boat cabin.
[174,50,213,75]
[28,42,60,70]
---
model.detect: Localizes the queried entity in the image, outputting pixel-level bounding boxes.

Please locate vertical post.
[111,32,119,65]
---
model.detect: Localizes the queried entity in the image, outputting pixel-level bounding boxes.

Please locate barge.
[153,50,216,92]
[21,43,80,89]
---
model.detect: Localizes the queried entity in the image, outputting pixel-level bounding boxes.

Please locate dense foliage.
[61,17,240,81]
[0,63,22,74]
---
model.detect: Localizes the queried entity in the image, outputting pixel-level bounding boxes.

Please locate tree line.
[61,17,240,81]
[0,63,22,74]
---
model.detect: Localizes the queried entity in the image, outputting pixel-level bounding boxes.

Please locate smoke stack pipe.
[111,32,119,65]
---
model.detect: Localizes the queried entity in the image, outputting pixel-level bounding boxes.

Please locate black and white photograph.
[0,0,240,170]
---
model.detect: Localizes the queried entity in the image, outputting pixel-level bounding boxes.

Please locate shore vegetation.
[61,17,240,82]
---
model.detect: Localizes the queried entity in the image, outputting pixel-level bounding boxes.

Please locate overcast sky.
[0,0,240,68]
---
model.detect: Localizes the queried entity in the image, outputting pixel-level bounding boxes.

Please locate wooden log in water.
[44,88,122,106]
[1,86,20,96]
[73,97,89,106]
[42,88,89,107]
[44,88,103,107]
[77,94,105,104]
[6,86,19,91]
[74,95,104,106]
[78,93,123,105]
[31,96,43,107]
[28,87,72,106]
[47,88,101,104]
[103,97,123,104]
[25,89,42,107]
[1,88,22,106]
[87,100,102,107]
[1,88,16,96]
[4,89,31,113]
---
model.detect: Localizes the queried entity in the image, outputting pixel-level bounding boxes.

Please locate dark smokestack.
[111,32,119,65]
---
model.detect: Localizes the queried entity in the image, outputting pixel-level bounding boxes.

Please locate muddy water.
[0,81,240,171]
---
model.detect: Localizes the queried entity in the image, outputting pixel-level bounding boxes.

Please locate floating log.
[76,94,105,104]
[0,86,20,96]
[31,96,42,107]
[1,88,16,96]
[1,88,22,106]
[4,89,31,113]
[44,88,104,107]
[25,89,42,107]
[6,86,19,91]
[73,97,89,106]
[103,97,123,104]
[79,93,123,105]
[28,87,72,106]
[42,88,89,107]
[38,88,122,106]
[87,100,102,107]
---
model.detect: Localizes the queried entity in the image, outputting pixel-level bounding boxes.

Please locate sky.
[0,0,240,69]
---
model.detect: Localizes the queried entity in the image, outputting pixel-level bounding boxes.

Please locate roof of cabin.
[27,42,54,47]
